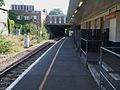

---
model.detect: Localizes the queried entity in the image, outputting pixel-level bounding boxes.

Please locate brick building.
[11,4,47,28]
[46,15,66,25]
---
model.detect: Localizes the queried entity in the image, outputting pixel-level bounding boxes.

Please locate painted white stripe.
[39,37,66,90]
[88,64,100,85]
[102,62,120,81]
[6,37,65,90]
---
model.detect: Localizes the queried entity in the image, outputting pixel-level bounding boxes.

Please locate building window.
[27,6,28,11]
[59,17,61,24]
[21,5,23,10]
[17,16,21,20]
[24,16,26,20]
[26,16,29,20]
[18,5,20,10]
[11,5,14,10]
[15,5,17,10]
[49,16,52,24]
[28,6,30,11]
[29,6,31,11]
[24,16,29,20]
[32,6,34,11]
[31,15,37,20]
[17,15,23,20]
[33,16,37,20]
[64,17,66,24]
[50,21,52,24]
[54,17,56,24]
[24,5,26,11]
[24,6,27,11]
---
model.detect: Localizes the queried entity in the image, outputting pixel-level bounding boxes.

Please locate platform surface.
[7,37,98,90]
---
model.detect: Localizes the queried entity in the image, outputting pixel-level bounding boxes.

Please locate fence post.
[24,34,29,48]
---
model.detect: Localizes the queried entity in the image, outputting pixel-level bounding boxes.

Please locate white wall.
[109,12,120,42]
[81,23,86,29]
[90,20,95,29]
[0,9,8,35]
[95,18,101,29]
[116,12,120,42]
[109,18,116,42]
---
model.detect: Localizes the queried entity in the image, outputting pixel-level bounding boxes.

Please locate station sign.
[105,12,116,20]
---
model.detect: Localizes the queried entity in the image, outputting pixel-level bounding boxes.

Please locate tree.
[0,0,4,6]
[24,23,37,35]
[9,10,18,23]
[42,9,47,13]
[9,19,15,33]
[49,8,64,15]
[9,10,32,25]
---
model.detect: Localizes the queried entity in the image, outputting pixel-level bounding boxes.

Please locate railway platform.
[6,37,98,90]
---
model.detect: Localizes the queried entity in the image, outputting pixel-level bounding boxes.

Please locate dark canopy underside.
[67,0,120,24]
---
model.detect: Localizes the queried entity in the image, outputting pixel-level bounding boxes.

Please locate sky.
[4,0,70,14]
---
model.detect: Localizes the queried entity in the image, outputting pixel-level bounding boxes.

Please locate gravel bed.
[0,41,52,71]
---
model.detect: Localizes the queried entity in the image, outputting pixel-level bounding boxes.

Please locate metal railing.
[73,29,81,51]
[80,29,102,66]
[71,29,103,66]
[80,37,102,65]
[100,47,120,90]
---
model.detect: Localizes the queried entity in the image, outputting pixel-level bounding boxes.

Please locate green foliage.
[49,8,64,15]
[9,19,15,33]
[24,23,37,35]
[40,25,49,39]
[10,20,15,28]
[15,24,22,29]
[9,10,32,25]
[42,9,47,13]
[0,0,4,6]
[9,10,18,23]
[0,36,12,54]
[36,36,44,43]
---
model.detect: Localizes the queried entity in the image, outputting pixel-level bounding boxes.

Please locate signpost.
[24,34,29,48]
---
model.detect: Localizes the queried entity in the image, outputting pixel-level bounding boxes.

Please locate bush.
[0,36,12,54]
[36,36,43,43]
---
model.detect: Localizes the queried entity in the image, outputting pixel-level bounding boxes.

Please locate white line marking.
[102,62,120,81]
[6,37,65,90]
[39,38,66,90]
[88,65,100,85]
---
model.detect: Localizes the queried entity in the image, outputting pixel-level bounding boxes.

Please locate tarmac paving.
[7,37,98,90]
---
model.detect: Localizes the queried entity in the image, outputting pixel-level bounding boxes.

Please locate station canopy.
[67,0,120,24]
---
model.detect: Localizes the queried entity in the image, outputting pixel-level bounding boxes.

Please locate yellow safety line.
[39,38,66,90]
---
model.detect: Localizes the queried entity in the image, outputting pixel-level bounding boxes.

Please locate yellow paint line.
[39,38,66,90]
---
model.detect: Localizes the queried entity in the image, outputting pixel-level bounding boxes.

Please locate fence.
[80,29,102,65]
[100,47,120,90]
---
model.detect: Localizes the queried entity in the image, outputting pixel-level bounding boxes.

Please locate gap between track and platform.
[6,37,65,90]
[39,37,66,90]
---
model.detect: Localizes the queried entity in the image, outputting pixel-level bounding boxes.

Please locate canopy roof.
[67,0,120,24]
[67,0,82,22]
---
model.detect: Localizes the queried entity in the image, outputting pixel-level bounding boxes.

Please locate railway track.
[0,41,54,90]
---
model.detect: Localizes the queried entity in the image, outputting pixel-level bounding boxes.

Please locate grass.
[0,34,49,55]
[2,35,24,53]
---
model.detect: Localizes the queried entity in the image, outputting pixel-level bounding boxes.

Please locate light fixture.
[74,10,77,14]
[78,1,83,7]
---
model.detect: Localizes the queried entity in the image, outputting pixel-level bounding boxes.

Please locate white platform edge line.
[88,65,100,85]
[6,37,65,90]
[102,62,120,81]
